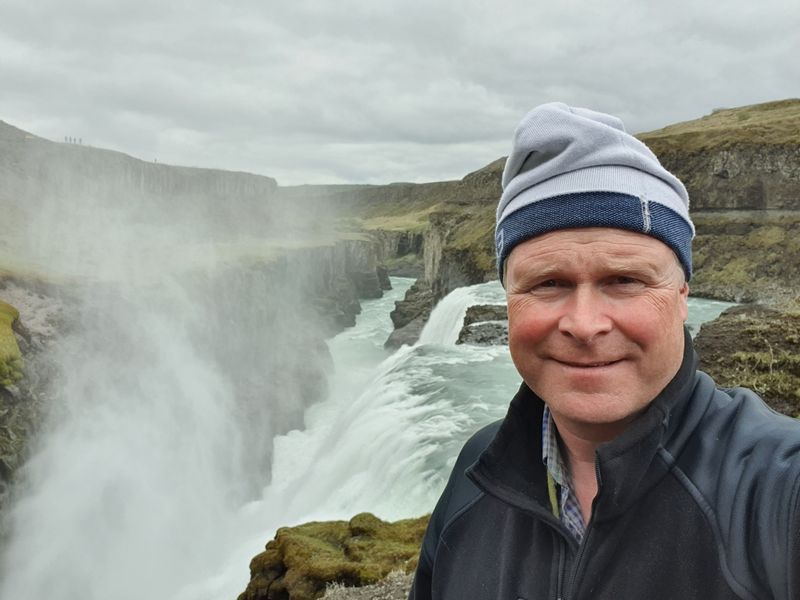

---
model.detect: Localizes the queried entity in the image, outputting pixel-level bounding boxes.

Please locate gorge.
[0,98,799,600]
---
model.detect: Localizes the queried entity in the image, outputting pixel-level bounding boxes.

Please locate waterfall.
[418,281,506,346]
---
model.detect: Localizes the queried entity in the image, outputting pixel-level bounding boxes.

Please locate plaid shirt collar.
[541,405,587,543]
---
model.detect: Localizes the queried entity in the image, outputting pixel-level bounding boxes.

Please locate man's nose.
[557,286,613,343]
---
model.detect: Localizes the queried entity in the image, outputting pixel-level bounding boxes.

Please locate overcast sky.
[2,0,798,185]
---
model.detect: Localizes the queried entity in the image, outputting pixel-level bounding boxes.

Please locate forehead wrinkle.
[507,237,679,285]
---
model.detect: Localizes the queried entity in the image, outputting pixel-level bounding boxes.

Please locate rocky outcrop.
[456,304,508,346]
[239,513,427,600]
[384,281,434,349]
[0,281,65,508]
[695,302,800,416]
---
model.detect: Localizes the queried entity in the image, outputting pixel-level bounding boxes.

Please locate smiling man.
[409,103,800,600]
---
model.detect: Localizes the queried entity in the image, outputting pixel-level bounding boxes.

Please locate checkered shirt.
[541,406,587,543]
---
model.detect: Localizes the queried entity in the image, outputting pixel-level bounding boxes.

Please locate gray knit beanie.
[496,103,694,282]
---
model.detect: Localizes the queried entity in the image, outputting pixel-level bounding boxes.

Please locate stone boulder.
[239,513,428,600]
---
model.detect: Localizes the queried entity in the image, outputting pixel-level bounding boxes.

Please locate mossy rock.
[239,513,429,600]
[0,300,23,387]
[690,212,800,304]
[695,304,800,416]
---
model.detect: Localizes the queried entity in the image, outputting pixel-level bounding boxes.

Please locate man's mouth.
[556,359,623,368]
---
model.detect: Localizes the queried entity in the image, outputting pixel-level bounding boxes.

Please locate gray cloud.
[1,0,798,184]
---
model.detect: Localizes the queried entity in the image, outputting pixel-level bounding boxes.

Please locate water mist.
[0,161,335,599]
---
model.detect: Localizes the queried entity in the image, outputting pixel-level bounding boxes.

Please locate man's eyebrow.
[509,258,667,283]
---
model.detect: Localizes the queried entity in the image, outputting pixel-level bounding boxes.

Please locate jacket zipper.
[562,460,602,600]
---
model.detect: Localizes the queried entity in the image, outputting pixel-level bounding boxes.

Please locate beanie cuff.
[496,192,694,282]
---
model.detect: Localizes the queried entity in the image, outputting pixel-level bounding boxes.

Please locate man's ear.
[679,281,690,322]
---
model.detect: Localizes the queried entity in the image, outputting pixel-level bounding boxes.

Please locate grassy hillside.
[638,98,800,152]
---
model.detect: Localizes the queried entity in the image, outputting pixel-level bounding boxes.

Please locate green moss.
[240,513,429,600]
[0,300,23,387]
[696,305,800,417]
[744,225,786,248]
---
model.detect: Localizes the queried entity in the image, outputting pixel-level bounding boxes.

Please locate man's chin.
[540,391,649,435]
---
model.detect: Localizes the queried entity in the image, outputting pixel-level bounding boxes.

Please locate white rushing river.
[0,277,733,600]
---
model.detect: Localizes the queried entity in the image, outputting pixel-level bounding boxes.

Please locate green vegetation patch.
[358,205,441,233]
[434,202,497,277]
[639,98,800,153]
[239,513,429,600]
[0,300,23,387]
[695,304,800,416]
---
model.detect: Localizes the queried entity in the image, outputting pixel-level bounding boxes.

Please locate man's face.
[505,227,689,437]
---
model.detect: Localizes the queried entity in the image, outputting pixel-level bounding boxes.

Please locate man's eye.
[610,276,643,287]
[533,279,568,290]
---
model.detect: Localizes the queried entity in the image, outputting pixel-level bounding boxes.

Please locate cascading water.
[417,281,506,346]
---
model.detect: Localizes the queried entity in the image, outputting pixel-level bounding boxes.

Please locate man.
[409,103,800,599]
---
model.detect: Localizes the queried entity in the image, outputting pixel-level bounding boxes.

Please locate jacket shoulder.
[670,375,800,599]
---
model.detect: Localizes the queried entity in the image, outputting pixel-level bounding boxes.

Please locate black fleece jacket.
[409,336,800,599]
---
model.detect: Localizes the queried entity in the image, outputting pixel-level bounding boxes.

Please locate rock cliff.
[0,119,279,218]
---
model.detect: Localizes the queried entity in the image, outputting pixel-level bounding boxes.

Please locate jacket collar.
[467,328,700,521]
